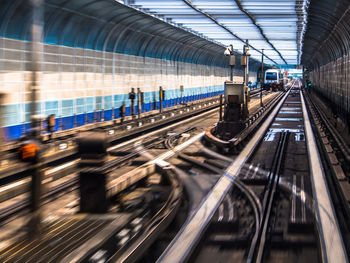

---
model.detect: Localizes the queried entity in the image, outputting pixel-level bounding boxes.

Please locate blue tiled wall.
[2,85,224,140]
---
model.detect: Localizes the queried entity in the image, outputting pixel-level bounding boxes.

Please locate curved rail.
[0,106,221,223]
[0,97,221,180]
[246,131,289,263]
[157,89,291,263]
[108,166,183,263]
[158,85,348,263]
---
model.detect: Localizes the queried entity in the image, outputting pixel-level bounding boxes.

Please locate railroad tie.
[288,175,313,233]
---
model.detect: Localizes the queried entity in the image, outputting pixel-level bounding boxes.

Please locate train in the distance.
[263,69,288,91]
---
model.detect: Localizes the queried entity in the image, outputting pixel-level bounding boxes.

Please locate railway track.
[304,90,350,256]
[0,125,196,262]
[0,96,222,182]
[0,98,224,215]
[0,91,278,211]
[0,119,204,225]
[157,81,348,263]
[246,131,289,263]
[0,90,282,262]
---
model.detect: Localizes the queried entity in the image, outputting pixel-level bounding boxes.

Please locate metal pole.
[28,0,44,238]
[159,86,163,113]
[229,44,234,81]
[137,88,141,119]
[219,94,223,121]
[0,93,5,145]
[243,39,250,119]
[244,40,249,88]
[180,85,184,105]
[30,0,43,132]
[260,49,264,107]
[129,88,135,118]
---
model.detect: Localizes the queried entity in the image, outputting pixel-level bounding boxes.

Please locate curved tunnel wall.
[0,0,261,140]
[302,0,350,127]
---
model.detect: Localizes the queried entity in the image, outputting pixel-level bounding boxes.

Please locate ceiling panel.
[130,0,306,65]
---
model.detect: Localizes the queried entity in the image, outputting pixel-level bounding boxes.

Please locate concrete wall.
[309,53,350,126]
[0,37,259,140]
[0,38,235,139]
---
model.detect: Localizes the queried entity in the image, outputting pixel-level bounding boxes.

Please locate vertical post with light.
[30,0,44,133]
[180,85,184,104]
[28,0,44,238]
[159,86,163,113]
[0,93,5,145]
[224,44,235,81]
[137,88,141,119]
[260,49,264,107]
[241,40,250,119]
[222,45,236,124]
[217,45,245,139]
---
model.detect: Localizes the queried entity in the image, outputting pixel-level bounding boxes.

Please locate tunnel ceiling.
[301,0,350,70]
[127,0,309,65]
[0,0,265,69]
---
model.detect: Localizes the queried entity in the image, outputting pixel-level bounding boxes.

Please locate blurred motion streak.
[27,0,44,238]
[30,0,44,132]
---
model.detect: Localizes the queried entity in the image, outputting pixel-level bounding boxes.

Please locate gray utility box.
[224,81,244,104]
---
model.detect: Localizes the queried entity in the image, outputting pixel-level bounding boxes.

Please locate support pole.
[229,44,234,81]
[242,40,250,119]
[159,86,163,113]
[28,0,44,238]
[0,93,5,145]
[30,0,43,132]
[219,94,223,121]
[137,88,141,119]
[260,49,264,107]
[28,161,42,237]
[180,85,184,105]
[129,88,135,118]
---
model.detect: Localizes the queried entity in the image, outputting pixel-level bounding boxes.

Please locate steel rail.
[0,138,161,224]
[233,178,262,242]
[0,124,209,261]
[1,96,220,157]
[246,131,289,263]
[300,90,348,263]
[163,123,262,261]
[307,92,350,163]
[0,99,220,205]
[0,176,78,225]
[304,91,350,258]
[93,166,183,263]
[157,88,291,263]
[164,127,197,150]
[0,125,201,224]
